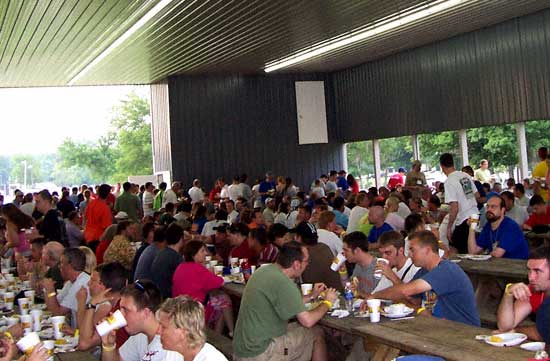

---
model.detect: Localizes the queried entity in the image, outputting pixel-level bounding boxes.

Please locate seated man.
[369,231,480,326]
[43,248,90,328]
[496,246,550,340]
[233,241,338,361]
[524,195,550,231]
[500,191,528,227]
[342,232,379,297]
[100,279,182,361]
[468,195,529,260]
[367,206,394,250]
[372,231,420,293]
[151,223,184,298]
[157,296,228,360]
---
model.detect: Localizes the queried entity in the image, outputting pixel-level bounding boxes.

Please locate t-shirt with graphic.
[476,216,529,259]
[119,334,182,361]
[413,260,480,326]
[444,171,478,226]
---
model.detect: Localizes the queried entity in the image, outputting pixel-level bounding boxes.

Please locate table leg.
[363,337,401,361]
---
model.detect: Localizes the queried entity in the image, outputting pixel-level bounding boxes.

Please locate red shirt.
[229,241,258,265]
[524,206,550,228]
[387,173,404,190]
[95,239,111,265]
[350,182,360,194]
[172,262,224,302]
[258,243,279,265]
[530,291,545,313]
[112,300,129,348]
[84,199,113,242]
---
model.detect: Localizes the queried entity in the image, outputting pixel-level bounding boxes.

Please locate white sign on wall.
[295,81,328,145]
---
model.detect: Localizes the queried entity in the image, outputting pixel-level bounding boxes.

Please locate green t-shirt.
[153,190,164,211]
[114,191,141,222]
[233,264,305,357]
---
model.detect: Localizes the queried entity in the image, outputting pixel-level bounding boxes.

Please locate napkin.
[330,310,350,318]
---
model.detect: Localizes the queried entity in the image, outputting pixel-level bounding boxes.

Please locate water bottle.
[344,282,354,312]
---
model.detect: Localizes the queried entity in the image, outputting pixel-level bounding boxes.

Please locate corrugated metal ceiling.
[1,0,550,87]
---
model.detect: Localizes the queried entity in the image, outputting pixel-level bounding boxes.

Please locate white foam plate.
[468,254,492,261]
[382,307,414,318]
[520,342,545,351]
[485,333,527,347]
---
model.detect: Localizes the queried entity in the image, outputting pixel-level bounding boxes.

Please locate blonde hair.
[385,196,400,212]
[78,246,97,274]
[158,296,206,349]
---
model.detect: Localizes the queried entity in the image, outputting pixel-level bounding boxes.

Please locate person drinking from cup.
[100,279,182,361]
[496,246,550,340]
[371,231,420,293]
[43,247,90,329]
[233,241,337,361]
[367,231,480,326]
[341,232,379,298]
[157,296,228,360]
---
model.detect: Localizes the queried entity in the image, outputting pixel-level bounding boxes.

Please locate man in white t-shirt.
[188,179,205,204]
[158,296,228,361]
[440,153,479,254]
[163,182,180,208]
[42,248,90,329]
[316,211,343,256]
[142,182,155,217]
[225,200,239,224]
[347,193,370,233]
[228,176,245,202]
[100,280,182,361]
[373,231,420,293]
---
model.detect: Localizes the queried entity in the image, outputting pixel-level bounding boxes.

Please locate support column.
[458,129,469,167]
[515,122,528,181]
[373,139,381,189]
[342,143,349,172]
[412,134,421,161]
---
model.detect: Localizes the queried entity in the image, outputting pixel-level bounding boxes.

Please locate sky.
[0,85,150,155]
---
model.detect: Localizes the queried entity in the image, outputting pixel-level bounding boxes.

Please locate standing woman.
[347,174,360,194]
[0,204,32,257]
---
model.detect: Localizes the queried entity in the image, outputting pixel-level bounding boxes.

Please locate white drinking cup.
[51,315,65,340]
[330,252,347,272]
[20,314,32,334]
[16,332,40,355]
[4,291,14,310]
[469,213,480,230]
[96,310,127,337]
[230,257,239,268]
[214,265,224,276]
[374,258,390,279]
[18,297,30,315]
[300,283,313,296]
[30,309,43,332]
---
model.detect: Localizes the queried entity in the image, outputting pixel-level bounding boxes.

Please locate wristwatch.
[85,302,96,310]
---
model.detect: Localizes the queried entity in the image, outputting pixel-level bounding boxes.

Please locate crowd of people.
[0,146,547,360]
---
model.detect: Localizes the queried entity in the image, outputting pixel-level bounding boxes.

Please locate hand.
[446,228,453,243]
[311,283,327,299]
[41,278,55,294]
[324,288,338,303]
[375,260,393,279]
[61,324,75,336]
[26,342,49,361]
[6,323,23,339]
[333,225,344,236]
[0,335,16,361]
[508,283,531,302]
[91,287,111,306]
[99,327,117,348]
[76,286,88,306]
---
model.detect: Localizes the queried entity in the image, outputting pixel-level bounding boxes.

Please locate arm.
[100,330,120,361]
[78,303,111,350]
[467,228,483,255]
[446,202,458,242]
[42,279,70,316]
[490,247,506,258]
[497,282,532,331]
[296,288,337,328]
[371,279,432,304]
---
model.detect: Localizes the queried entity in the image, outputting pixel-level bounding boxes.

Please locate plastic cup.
[96,310,127,336]
[205,256,212,262]
[20,314,32,334]
[469,213,480,230]
[4,291,14,310]
[51,315,65,340]
[7,316,19,327]
[24,290,35,305]
[301,283,313,296]
[374,258,390,279]
[366,299,381,313]
[30,309,43,332]
[0,279,8,288]
[330,253,347,271]
[251,265,256,274]
[23,280,31,289]
[42,340,55,361]
[16,331,40,355]
[369,312,381,323]
[209,260,218,267]
[214,265,224,276]
[18,297,30,315]
[230,257,239,268]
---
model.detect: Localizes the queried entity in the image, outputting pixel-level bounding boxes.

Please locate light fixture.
[264,0,469,73]
[68,0,176,86]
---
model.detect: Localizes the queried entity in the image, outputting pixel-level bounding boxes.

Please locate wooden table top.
[55,351,95,361]
[223,282,245,297]
[353,316,533,361]
[452,256,528,281]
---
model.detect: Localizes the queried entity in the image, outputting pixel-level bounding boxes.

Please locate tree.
[9,155,42,186]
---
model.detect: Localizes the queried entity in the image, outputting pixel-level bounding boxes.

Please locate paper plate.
[520,342,545,351]
[468,254,492,261]
[485,333,527,347]
[382,307,414,318]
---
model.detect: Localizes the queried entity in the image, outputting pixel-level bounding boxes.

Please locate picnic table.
[56,351,95,361]
[451,256,527,282]
[525,231,550,247]
[353,316,533,361]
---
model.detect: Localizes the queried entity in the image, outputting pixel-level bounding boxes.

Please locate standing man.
[233,241,337,361]
[405,160,427,188]
[532,147,549,203]
[188,179,204,204]
[115,182,141,223]
[142,182,155,218]
[34,189,63,244]
[163,182,180,208]
[84,184,113,252]
[153,182,167,211]
[259,172,276,205]
[440,153,479,254]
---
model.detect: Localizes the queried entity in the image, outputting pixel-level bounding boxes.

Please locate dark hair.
[121,279,162,312]
[178,202,192,213]
[142,222,155,239]
[165,223,183,245]
[38,189,52,202]
[347,174,357,187]
[159,182,167,191]
[123,182,132,192]
[98,184,111,199]
[405,213,424,236]
[514,183,525,194]
[530,195,545,207]
[165,202,175,213]
[183,240,206,262]
[215,209,228,221]
[439,153,454,168]
[63,248,87,272]
[97,262,128,292]
[229,223,249,237]
[277,202,289,214]
[378,231,405,250]
[410,230,438,253]
[1,204,34,229]
[153,226,166,243]
[276,241,305,268]
[116,221,131,235]
[500,191,514,202]
[250,227,269,247]
[30,237,46,247]
[461,166,474,177]
[429,195,441,207]
[145,182,153,189]
[528,246,550,263]
[333,196,345,210]
[268,223,288,243]
[343,231,369,252]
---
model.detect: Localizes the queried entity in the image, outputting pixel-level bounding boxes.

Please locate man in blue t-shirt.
[258,172,276,205]
[367,206,394,249]
[369,230,480,326]
[467,196,529,260]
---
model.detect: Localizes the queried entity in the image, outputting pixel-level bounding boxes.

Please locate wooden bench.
[479,308,535,329]
[206,328,233,360]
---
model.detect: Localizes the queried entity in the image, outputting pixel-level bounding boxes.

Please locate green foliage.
[9,155,42,185]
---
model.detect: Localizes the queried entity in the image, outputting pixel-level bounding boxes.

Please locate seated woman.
[1,204,33,258]
[157,296,228,361]
[172,241,234,336]
[247,228,278,265]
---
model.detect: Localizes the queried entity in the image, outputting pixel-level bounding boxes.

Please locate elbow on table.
[297,313,316,329]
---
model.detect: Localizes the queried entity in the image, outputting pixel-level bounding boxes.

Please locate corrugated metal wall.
[332,8,550,142]
[150,82,173,174]
[167,74,344,190]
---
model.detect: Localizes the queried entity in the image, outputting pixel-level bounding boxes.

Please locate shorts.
[234,323,316,361]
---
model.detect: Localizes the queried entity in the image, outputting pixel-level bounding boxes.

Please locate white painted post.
[412,134,420,161]
[515,122,528,180]
[458,129,469,167]
[373,139,382,189]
